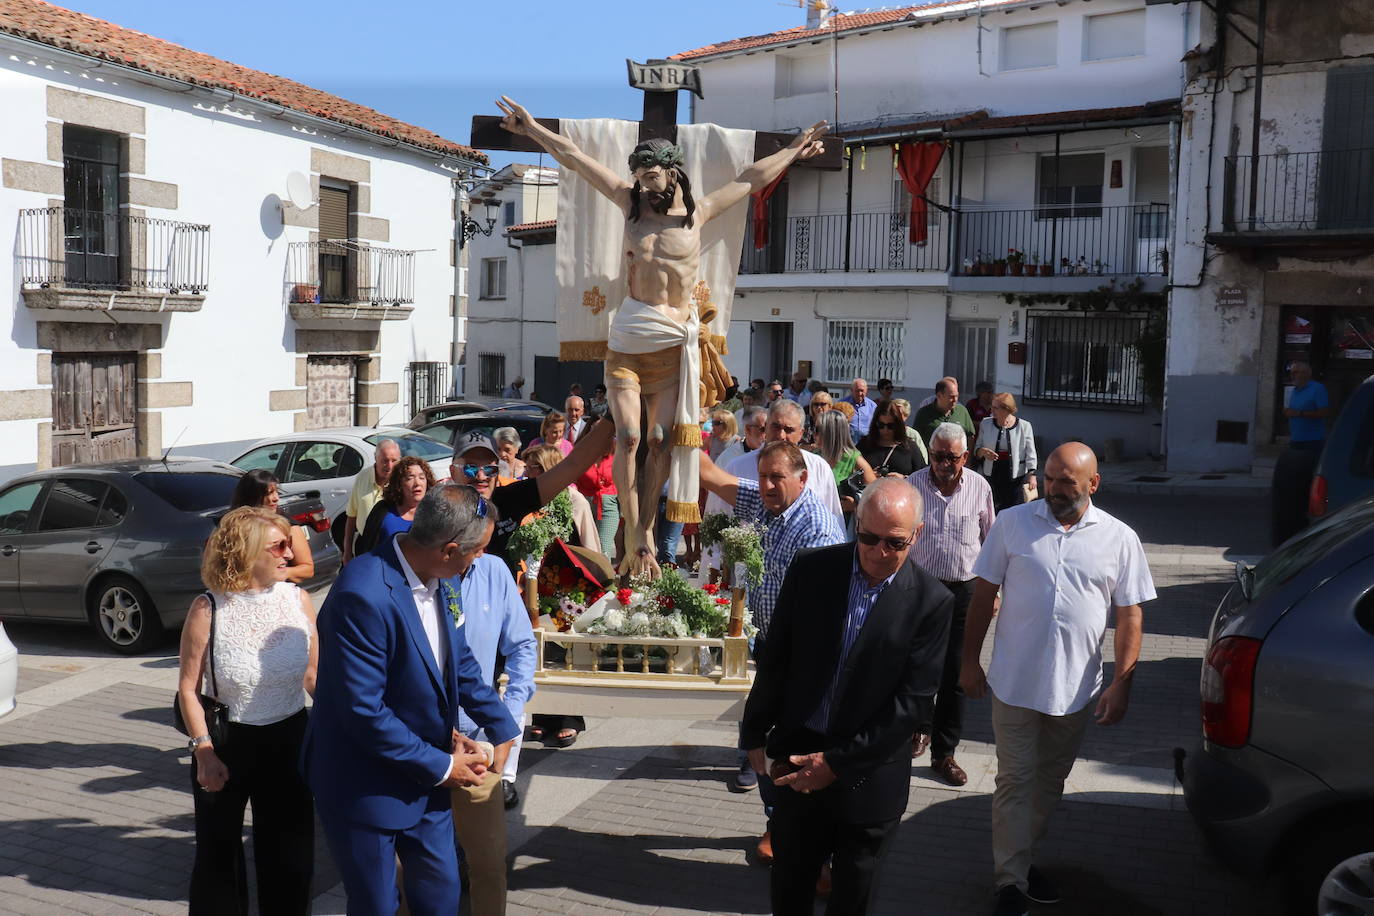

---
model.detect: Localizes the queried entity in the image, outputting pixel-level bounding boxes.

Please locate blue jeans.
[656,499,683,566]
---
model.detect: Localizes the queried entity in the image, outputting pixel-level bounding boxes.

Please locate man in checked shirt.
[906,421,996,787]
[697,440,846,862]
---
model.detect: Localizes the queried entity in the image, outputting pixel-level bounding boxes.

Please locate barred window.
[1025,311,1146,408]
[826,320,904,385]
[477,353,506,398]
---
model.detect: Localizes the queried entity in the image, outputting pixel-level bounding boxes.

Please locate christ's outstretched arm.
[496,96,632,213]
[696,121,828,224]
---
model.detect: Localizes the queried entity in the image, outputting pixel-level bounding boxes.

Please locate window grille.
[1025,311,1148,409]
[477,353,506,398]
[406,361,449,418]
[826,320,905,385]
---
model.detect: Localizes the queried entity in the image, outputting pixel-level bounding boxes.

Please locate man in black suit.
[742,477,953,916]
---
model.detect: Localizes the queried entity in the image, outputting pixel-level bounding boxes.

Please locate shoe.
[732,760,759,792]
[815,862,832,899]
[931,755,969,787]
[544,729,579,748]
[1026,867,1061,905]
[911,732,931,758]
[502,781,519,810]
[993,885,1028,916]
[754,831,774,864]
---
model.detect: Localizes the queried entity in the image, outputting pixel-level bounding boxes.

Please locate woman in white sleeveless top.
[176,506,319,915]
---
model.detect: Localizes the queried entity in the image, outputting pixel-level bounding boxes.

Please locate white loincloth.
[607,296,702,524]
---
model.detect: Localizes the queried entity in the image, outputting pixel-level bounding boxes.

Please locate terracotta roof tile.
[0,0,483,161]
[673,0,1026,61]
[506,219,556,234]
[947,100,1182,133]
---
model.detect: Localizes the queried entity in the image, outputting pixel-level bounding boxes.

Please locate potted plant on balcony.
[1006,248,1025,277]
[1039,254,1054,277]
[991,256,1008,277]
[1093,258,1108,275]
[291,283,319,303]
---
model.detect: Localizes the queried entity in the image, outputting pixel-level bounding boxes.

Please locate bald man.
[960,443,1156,916]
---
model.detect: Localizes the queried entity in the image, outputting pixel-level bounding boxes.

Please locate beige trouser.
[990,694,1094,892]
[395,771,507,916]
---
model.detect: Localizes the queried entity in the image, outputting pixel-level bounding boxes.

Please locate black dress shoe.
[502,781,519,810]
[1026,866,1061,904]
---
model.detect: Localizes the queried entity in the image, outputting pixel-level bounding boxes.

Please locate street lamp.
[460,199,498,247]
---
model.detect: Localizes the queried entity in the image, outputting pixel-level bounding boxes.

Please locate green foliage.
[698,512,733,550]
[650,566,729,638]
[1000,277,1165,314]
[720,523,764,588]
[505,490,573,562]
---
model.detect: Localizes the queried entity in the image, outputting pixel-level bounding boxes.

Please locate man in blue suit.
[304,484,520,915]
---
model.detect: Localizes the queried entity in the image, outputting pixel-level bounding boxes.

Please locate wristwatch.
[188,735,212,750]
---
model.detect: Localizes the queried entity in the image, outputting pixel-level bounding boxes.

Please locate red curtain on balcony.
[750,170,788,250]
[896,141,945,245]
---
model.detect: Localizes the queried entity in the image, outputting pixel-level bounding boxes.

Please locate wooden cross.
[470,59,844,169]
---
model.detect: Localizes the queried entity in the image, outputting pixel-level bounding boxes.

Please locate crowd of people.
[175,371,1152,916]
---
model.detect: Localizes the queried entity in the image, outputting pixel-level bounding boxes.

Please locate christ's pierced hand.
[791,120,829,162]
[496,96,535,136]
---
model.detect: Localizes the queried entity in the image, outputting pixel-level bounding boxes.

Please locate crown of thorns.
[628,145,685,171]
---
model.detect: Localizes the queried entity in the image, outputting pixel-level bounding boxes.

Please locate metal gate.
[51,353,138,466]
[306,356,357,429]
[405,361,448,418]
[944,321,998,398]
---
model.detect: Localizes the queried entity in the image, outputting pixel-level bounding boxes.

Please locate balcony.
[17,207,209,312]
[285,239,418,321]
[740,209,949,277]
[1215,149,1374,247]
[950,203,1169,292]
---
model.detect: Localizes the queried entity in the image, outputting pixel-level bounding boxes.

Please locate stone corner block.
[269,388,307,412]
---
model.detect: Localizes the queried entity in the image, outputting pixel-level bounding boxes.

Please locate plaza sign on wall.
[626,59,704,98]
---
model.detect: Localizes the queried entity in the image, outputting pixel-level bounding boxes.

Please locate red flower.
[657,596,675,609]
[702,583,719,595]
[616,588,633,606]
[715,597,731,606]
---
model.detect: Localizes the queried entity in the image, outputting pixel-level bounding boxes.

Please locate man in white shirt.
[961,442,1155,916]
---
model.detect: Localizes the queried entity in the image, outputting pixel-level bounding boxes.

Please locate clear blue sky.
[54,0,811,168]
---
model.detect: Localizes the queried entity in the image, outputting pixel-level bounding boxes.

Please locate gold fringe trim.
[559,340,607,361]
[671,423,703,448]
[666,499,702,524]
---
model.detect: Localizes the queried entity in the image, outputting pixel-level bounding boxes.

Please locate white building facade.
[0,3,481,481]
[1166,0,1374,471]
[675,0,1197,457]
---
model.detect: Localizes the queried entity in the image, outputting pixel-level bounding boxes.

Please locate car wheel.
[88,576,164,655]
[1288,822,1374,915]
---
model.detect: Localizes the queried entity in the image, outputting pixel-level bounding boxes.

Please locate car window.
[286,441,365,482]
[38,478,109,531]
[1251,498,1374,600]
[427,405,483,422]
[134,472,240,512]
[235,444,286,473]
[364,433,453,462]
[98,486,129,527]
[0,482,45,535]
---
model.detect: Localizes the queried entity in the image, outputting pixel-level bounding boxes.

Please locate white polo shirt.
[972,500,1155,716]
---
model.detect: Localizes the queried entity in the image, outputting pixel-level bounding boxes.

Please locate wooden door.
[51,353,138,466]
[306,356,357,429]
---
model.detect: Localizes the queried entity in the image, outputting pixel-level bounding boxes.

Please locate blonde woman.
[707,408,740,462]
[530,411,572,458]
[178,507,318,915]
[974,391,1038,510]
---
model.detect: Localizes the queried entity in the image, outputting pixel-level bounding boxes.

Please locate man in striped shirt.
[907,421,996,786]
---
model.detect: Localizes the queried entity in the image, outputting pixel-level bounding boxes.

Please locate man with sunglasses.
[742,478,953,915]
[447,419,616,569]
[906,422,996,787]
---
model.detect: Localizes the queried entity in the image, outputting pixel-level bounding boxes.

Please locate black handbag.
[172,591,229,748]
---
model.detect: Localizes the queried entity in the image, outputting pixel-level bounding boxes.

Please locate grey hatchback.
[0,458,340,654]
[1180,496,1374,914]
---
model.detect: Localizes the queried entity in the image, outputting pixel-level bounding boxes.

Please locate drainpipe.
[844,146,854,272]
[1246,0,1267,232]
[507,225,526,390]
[452,177,466,398]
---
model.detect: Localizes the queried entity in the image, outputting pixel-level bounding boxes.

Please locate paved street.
[0,489,1283,915]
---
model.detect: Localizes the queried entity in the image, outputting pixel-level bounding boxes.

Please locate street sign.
[1216,286,1246,307]
[626,58,704,99]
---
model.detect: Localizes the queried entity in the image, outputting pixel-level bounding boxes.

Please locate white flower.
[602,608,625,632]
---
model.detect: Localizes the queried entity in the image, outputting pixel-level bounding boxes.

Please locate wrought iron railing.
[1223,149,1374,231]
[17,207,210,293]
[740,209,949,274]
[286,239,416,306]
[952,204,1168,277]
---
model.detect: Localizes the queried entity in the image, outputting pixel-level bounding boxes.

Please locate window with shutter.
[318,184,352,302]
[1318,67,1374,229]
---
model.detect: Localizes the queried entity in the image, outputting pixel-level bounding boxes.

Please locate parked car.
[406,397,552,429]
[1180,495,1374,913]
[229,427,454,523]
[0,458,340,654]
[0,621,16,719]
[413,411,545,454]
[1271,373,1374,545]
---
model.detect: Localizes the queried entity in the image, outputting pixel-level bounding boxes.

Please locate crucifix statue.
[472,64,838,579]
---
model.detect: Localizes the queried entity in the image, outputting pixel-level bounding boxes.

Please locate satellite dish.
[285,172,313,209]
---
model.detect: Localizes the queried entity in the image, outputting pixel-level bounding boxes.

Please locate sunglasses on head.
[930,451,964,464]
[856,530,914,551]
[462,464,499,479]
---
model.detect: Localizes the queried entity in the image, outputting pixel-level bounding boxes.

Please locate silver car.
[229,427,454,522]
[1180,496,1374,914]
[0,621,15,719]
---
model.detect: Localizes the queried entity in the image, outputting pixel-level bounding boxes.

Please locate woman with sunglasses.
[230,470,314,584]
[353,456,436,555]
[178,506,319,915]
[857,399,926,479]
[802,390,834,446]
